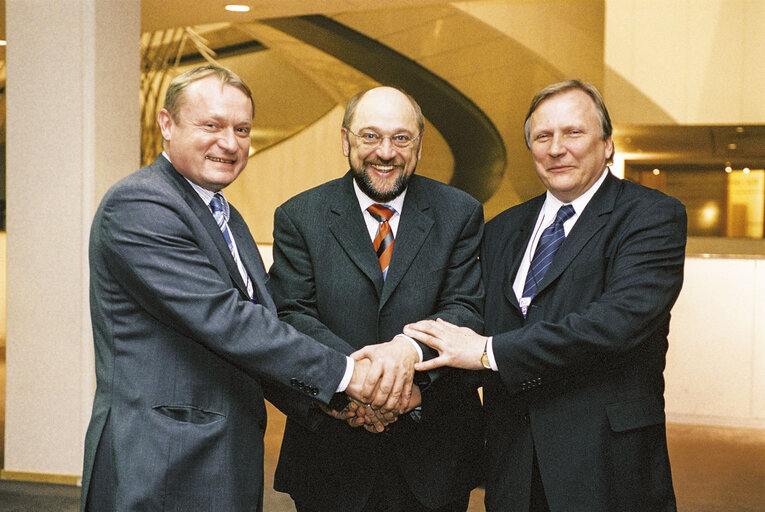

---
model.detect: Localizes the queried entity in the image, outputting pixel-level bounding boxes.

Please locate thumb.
[350,347,373,361]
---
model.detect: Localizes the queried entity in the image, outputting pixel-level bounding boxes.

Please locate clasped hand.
[325,336,421,433]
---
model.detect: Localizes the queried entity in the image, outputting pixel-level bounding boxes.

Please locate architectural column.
[3,0,139,482]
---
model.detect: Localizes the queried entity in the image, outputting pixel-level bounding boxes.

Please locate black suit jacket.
[270,173,485,510]
[81,156,348,511]
[481,172,686,511]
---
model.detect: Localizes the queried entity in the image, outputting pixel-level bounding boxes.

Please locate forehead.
[352,88,418,131]
[530,89,599,130]
[179,77,253,118]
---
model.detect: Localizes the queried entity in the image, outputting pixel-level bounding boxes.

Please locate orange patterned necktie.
[367,204,395,279]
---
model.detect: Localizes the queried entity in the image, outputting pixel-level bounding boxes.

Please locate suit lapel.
[533,172,619,296]
[502,196,544,309]
[154,156,251,300]
[380,177,434,307]
[328,174,384,296]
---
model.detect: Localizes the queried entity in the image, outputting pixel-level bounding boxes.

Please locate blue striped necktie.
[209,194,254,300]
[521,204,575,316]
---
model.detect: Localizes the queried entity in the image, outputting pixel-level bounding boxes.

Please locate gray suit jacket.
[481,172,686,511]
[270,173,485,510]
[81,156,348,511]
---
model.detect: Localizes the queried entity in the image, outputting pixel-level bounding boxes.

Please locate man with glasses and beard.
[269,86,485,512]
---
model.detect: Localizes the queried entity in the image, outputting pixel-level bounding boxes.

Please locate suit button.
[310,387,319,396]
[290,378,298,387]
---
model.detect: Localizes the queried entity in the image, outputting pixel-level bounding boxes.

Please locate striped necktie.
[209,194,254,299]
[367,204,395,280]
[521,204,575,316]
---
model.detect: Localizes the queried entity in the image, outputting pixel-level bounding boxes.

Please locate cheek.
[531,147,548,163]
[357,148,375,161]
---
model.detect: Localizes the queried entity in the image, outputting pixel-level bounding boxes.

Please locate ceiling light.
[0,40,6,46]
[652,168,660,176]
[743,167,750,174]
[225,4,250,12]
[725,166,732,173]
[736,126,744,133]
[728,143,737,150]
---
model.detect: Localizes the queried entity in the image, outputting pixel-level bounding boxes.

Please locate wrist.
[480,337,491,369]
[394,334,423,363]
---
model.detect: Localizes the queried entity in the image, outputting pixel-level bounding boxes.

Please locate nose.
[548,133,565,157]
[218,127,238,152]
[375,136,396,160]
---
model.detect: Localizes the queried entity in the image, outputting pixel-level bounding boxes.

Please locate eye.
[392,134,411,143]
[236,126,251,136]
[534,133,550,142]
[361,132,381,142]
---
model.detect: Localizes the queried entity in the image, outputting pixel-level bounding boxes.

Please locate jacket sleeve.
[96,183,348,405]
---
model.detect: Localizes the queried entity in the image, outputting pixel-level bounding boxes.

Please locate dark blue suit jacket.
[481,172,686,511]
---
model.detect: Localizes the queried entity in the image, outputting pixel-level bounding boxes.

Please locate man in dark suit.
[81,65,396,512]
[269,86,485,511]
[406,80,686,511]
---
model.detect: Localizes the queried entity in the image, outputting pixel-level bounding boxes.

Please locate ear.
[416,138,423,160]
[341,128,351,157]
[604,135,614,164]
[157,109,174,142]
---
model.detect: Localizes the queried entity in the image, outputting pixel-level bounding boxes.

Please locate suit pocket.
[152,404,225,425]
[605,396,665,432]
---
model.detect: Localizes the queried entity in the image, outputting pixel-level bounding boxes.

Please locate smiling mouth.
[369,163,397,173]
[207,156,235,164]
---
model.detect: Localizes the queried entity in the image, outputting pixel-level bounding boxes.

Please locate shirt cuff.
[395,334,424,362]
[336,356,354,392]
[486,336,498,371]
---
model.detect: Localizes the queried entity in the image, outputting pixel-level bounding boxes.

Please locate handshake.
[322,335,422,434]
[323,319,486,433]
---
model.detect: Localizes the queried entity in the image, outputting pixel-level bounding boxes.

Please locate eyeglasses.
[346,129,422,149]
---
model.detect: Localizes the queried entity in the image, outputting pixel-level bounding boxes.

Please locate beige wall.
[2,0,140,479]
[667,257,765,428]
[605,0,765,124]
[225,106,349,243]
